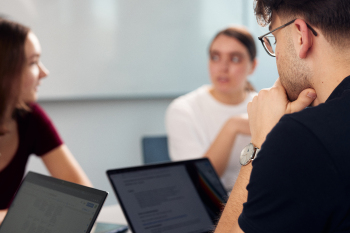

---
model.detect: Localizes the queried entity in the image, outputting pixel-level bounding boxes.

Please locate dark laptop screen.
[107,158,228,233]
[0,172,107,233]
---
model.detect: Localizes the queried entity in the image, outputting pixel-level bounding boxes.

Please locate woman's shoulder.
[167,85,211,116]
[171,85,211,107]
[17,104,63,156]
[28,103,52,123]
[30,103,46,114]
[15,104,54,129]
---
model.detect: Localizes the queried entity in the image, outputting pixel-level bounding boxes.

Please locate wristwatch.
[240,143,260,166]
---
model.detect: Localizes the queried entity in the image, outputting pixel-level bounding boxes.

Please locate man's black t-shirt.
[238,76,350,233]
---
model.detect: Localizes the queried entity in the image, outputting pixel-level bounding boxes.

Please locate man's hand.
[248,79,316,148]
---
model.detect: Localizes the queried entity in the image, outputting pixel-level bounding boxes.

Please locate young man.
[214,0,350,232]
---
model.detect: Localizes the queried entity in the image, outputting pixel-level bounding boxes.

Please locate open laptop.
[107,158,228,233]
[0,171,108,233]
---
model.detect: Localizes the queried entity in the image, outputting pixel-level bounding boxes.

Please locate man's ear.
[293,19,313,59]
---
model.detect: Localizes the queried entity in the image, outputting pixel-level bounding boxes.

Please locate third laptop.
[107,158,228,233]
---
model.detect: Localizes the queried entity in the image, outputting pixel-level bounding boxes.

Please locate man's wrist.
[251,137,264,149]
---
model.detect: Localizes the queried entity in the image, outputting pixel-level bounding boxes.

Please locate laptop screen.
[107,158,228,233]
[0,172,107,233]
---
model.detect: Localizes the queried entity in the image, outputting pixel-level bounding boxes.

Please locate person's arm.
[0,209,7,225]
[41,144,92,187]
[166,101,250,176]
[204,116,250,176]
[215,164,251,233]
[214,79,317,233]
[28,104,92,187]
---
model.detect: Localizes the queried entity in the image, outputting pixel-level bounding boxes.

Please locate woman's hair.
[0,18,30,133]
[209,27,257,92]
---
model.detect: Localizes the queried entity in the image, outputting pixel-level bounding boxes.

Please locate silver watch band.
[253,147,260,160]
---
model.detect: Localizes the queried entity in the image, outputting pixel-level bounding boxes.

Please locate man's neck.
[309,43,350,104]
[311,66,350,105]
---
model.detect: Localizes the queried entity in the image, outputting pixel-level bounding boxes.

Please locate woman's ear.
[248,58,258,75]
[294,19,313,59]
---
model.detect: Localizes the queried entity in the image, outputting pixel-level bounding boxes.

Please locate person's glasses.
[258,19,318,57]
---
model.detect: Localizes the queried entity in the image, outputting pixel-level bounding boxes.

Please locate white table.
[96,204,132,233]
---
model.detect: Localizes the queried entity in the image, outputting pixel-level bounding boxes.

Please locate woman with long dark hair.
[166,26,258,191]
[0,18,91,223]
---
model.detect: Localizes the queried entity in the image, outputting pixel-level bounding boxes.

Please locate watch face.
[240,143,255,166]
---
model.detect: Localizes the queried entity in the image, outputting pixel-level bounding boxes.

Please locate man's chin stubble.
[284,80,313,102]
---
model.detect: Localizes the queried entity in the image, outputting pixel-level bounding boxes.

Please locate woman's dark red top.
[0,104,63,209]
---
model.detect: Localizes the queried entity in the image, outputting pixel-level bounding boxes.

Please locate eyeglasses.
[258,19,318,57]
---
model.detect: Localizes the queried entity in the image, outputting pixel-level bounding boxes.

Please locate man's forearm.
[214,163,252,233]
[0,209,7,225]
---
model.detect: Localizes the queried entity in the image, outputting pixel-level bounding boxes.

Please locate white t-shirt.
[166,85,256,190]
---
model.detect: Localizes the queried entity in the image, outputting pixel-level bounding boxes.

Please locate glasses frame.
[258,19,318,57]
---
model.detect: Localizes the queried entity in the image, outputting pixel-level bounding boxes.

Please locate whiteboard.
[1,0,277,100]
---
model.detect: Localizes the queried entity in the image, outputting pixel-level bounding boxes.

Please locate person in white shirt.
[166,26,258,191]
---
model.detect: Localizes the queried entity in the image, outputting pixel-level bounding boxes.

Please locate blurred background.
[0,0,278,205]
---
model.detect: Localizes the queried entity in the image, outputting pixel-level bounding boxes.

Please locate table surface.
[96,204,132,233]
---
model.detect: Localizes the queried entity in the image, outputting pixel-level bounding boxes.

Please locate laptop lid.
[0,171,108,233]
[107,158,228,233]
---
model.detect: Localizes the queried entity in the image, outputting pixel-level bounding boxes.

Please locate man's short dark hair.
[254,0,350,46]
